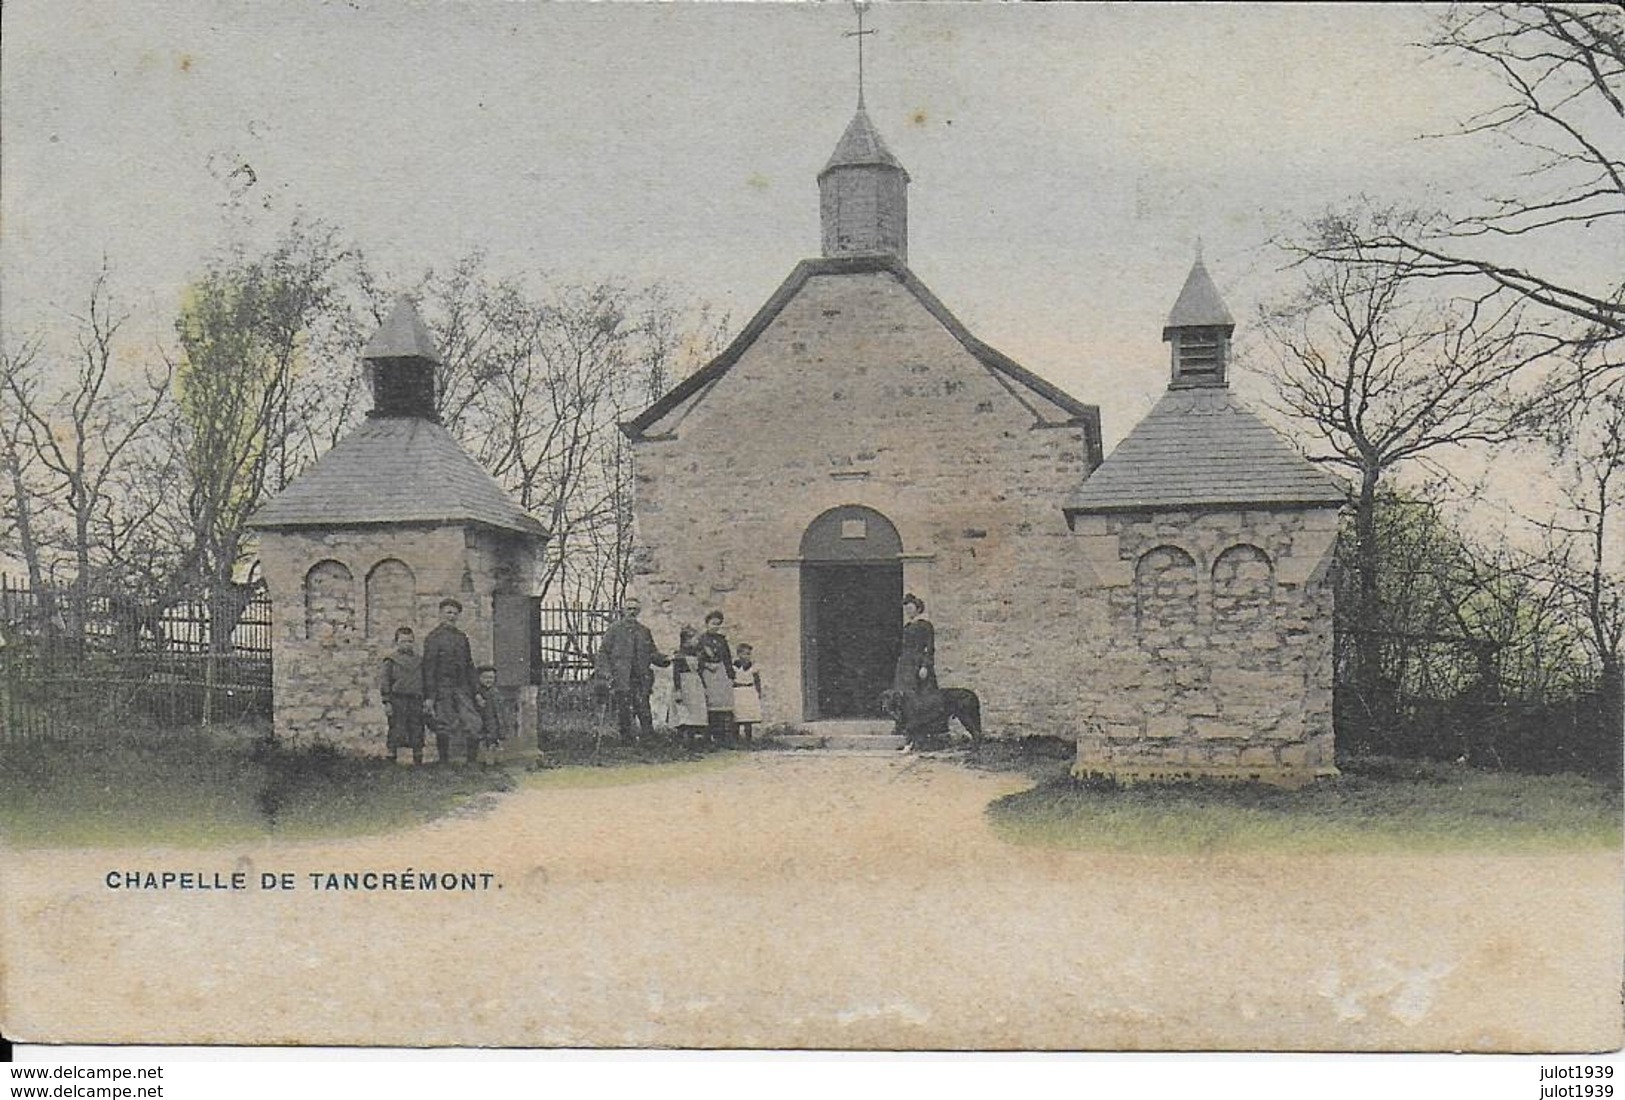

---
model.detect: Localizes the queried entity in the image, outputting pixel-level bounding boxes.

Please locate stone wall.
[257,523,539,751]
[1067,507,1340,785]
[630,269,1095,737]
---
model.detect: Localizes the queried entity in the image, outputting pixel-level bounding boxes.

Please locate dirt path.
[3,754,1620,1050]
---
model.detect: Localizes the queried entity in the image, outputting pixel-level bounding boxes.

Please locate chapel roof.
[1064,387,1347,515]
[248,412,546,536]
[620,253,1100,447]
[820,107,910,181]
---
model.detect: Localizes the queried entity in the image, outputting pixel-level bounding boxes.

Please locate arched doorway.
[799,506,903,720]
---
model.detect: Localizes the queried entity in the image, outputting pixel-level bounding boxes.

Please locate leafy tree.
[1338,488,1595,761]
[168,219,369,643]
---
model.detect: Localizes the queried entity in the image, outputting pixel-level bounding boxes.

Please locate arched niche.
[1212,544,1274,629]
[1134,544,1198,632]
[800,504,904,562]
[304,559,355,642]
[365,558,417,640]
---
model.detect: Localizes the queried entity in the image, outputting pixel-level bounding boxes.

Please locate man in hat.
[422,597,477,764]
[594,596,669,745]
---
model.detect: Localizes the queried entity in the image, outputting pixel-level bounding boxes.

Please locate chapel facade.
[623,101,1346,784]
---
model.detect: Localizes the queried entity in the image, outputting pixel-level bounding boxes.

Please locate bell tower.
[1162,252,1236,389]
[364,296,442,421]
[818,5,909,262]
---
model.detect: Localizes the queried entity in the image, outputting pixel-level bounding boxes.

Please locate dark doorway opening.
[800,563,902,719]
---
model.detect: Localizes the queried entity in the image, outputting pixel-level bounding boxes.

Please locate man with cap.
[594,596,669,745]
[421,597,478,764]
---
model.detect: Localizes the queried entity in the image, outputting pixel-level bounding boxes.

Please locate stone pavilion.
[249,299,547,751]
[1063,260,1347,784]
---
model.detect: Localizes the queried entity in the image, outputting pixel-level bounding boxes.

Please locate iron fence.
[534,604,615,685]
[0,576,273,741]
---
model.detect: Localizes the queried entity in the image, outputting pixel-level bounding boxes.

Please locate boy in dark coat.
[379,626,425,764]
[473,664,513,767]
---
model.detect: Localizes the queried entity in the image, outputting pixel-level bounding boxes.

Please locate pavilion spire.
[845,2,875,109]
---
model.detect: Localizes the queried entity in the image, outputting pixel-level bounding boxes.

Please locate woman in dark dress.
[894,593,937,696]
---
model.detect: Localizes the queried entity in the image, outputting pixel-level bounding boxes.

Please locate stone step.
[774,735,906,752]
[799,719,897,736]
[771,721,904,752]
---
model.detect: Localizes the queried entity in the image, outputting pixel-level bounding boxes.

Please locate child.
[669,626,710,752]
[473,665,512,767]
[731,643,763,747]
[379,627,425,764]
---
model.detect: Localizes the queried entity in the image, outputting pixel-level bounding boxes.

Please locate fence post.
[203,648,215,728]
[0,633,10,741]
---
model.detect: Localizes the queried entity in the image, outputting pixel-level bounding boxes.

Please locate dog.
[880,687,983,750]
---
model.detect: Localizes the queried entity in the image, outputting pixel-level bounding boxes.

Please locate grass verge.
[0,724,757,848]
[0,726,513,848]
[986,757,1623,855]
[521,751,743,790]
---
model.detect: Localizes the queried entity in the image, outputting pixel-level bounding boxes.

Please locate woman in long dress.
[894,593,948,751]
[894,593,937,695]
[698,610,736,746]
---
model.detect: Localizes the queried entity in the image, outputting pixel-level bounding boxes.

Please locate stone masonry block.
[1239,745,1279,768]
[1211,667,1289,700]
[1193,717,1251,740]
[1278,744,1310,769]
[1101,722,1143,742]
[1145,714,1185,739]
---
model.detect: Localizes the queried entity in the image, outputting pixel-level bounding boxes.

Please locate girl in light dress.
[669,626,710,751]
[731,642,763,746]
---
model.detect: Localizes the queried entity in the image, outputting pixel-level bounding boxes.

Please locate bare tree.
[1261,205,1552,738]
[418,257,727,606]
[1304,4,1624,389]
[0,266,171,640]
[0,338,49,595]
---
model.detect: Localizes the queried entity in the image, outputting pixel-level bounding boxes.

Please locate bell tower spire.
[819,5,910,262]
[364,296,442,421]
[1162,249,1236,389]
[846,1,874,109]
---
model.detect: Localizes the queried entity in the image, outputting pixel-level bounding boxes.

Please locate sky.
[0,1,1576,456]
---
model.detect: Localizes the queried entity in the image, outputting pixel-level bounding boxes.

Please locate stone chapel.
[250,298,547,750]
[623,101,1347,785]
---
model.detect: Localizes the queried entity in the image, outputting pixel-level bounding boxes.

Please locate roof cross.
[845,2,875,108]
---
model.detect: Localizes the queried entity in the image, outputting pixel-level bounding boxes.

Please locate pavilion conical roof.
[363,296,443,365]
[819,107,909,180]
[1165,259,1236,330]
